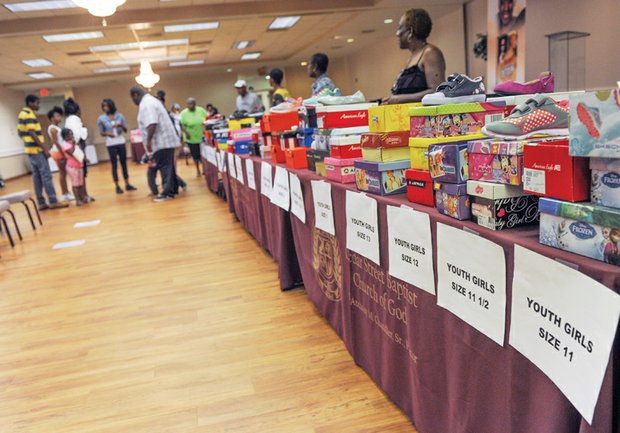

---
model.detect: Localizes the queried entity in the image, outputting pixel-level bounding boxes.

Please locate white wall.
[0,86,31,179]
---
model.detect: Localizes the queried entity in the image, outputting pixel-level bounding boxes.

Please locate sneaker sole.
[481,126,569,140]
[423,94,486,105]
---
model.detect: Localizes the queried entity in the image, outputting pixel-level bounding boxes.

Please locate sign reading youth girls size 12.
[311,180,335,236]
[260,161,272,198]
[345,191,380,265]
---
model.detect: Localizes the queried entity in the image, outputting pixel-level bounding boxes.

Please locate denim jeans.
[107,143,129,182]
[28,152,58,205]
[153,148,175,198]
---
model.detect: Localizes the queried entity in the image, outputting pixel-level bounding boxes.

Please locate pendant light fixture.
[135,60,160,90]
[73,0,126,25]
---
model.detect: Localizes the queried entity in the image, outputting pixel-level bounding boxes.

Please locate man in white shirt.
[130,86,180,202]
[234,80,263,114]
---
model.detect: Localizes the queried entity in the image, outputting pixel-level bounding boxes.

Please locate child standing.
[61,128,88,206]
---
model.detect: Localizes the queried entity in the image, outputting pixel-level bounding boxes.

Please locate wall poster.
[487,0,526,89]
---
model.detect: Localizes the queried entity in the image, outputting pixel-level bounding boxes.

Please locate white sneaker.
[64,193,76,201]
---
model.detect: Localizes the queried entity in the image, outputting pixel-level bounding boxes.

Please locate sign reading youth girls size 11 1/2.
[437,223,507,345]
[260,161,272,198]
[234,155,244,184]
[346,191,380,265]
[311,180,335,236]
[510,245,620,424]
[289,173,306,224]
[270,166,290,211]
[245,158,256,190]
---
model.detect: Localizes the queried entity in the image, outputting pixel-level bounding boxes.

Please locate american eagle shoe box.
[468,139,524,185]
[316,103,376,129]
[270,144,286,163]
[409,134,484,171]
[591,158,620,208]
[368,103,420,133]
[569,89,620,158]
[325,157,359,183]
[307,149,330,173]
[329,135,362,159]
[428,141,469,184]
[405,169,434,206]
[285,147,308,169]
[314,126,370,151]
[434,181,470,220]
[354,159,409,196]
[539,198,620,266]
[268,111,299,132]
[467,180,539,230]
[361,131,410,149]
[523,138,590,202]
[409,102,507,138]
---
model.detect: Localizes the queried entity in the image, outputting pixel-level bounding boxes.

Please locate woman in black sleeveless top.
[382,9,446,104]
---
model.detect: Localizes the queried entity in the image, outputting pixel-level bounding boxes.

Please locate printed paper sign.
[437,223,507,345]
[289,173,306,223]
[311,180,335,235]
[345,191,380,265]
[270,166,290,211]
[207,146,217,165]
[227,152,236,178]
[510,245,620,424]
[387,205,435,295]
[245,158,256,190]
[260,161,272,198]
[234,155,244,184]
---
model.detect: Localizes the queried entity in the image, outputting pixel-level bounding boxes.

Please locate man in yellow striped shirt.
[18,95,68,210]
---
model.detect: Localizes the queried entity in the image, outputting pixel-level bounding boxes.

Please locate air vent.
[80,60,102,65]
[68,51,92,56]
[190,50,209,55]
[189,40,212,46]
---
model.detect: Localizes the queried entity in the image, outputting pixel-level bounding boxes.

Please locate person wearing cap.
[180,97,207,177]
[234,80,262,114]
[268,68,290,106]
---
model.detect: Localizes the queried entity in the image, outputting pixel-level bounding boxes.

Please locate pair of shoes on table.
[422,73,486,105]
[493,72,555,96]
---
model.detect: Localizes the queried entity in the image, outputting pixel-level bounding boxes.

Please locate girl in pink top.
[61,128,89,206]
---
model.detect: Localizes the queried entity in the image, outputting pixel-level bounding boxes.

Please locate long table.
[217,152,620,433]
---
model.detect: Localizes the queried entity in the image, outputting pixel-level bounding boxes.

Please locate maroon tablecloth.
[202,157,219,194]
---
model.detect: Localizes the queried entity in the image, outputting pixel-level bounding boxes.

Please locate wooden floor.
[0,161,417,433]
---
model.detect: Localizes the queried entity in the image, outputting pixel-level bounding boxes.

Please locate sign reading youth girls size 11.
[270,166,290,211]
[311,180,335,236]
[510,245,620,424]
[346,191,380,265]
[437,223,507,345]
[245,158,256,190]
[260,161,272,198]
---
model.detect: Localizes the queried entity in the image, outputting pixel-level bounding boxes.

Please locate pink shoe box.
[468,138,524,185]
[231,128,254,143]
[325,157,359,184]
[409,102,508,138]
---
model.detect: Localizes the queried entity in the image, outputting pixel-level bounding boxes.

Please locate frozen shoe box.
[468,139,524,185]
[434,181,470,220]
[428,141,469,184]
[325,157,359,184]
[361,131,410,149]
[523,138,590,202]
[590,158,620,208]
[405,169,434,207]
[354,159,410,196]
[368,103,420,133]
[409,102,507,138]
[316,103,377,129]
[329,135,362,159]
[467,180,539,231]
[409,134,484,171]
[539,198,620,266]
[569,89,620,158]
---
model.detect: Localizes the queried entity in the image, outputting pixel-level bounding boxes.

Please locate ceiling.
[0,0,467,90]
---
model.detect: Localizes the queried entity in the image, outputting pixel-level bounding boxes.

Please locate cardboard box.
[231,128,253,143]
[316,161,327,177]
[368,103,420,133]
[354,159,409,196]
[297,128,316,148]
[409,134,484,171]
[313,126,369,151]
[275,131,297,150]
[259,145,271,159]
[362,146,410,163]
[405,169,434,207]
[307,149,330,172]
[316,103,376,129]
[325,157,359,183]
[285,147,308,169]
[229,141,250,154]
[523,138,590,202]
[467,180,539,230]
[329,135,363,159]
[569,89,620,157]
[428,141,469,183]
[434,181,470,220]
[361,131,410,149]
[228,118,256,131]
[271,144,286,163]
[591,158,620,208]
[468,138,524,185]
[269,111,299,132]
[539,197,620,266]
[409,102,507,138]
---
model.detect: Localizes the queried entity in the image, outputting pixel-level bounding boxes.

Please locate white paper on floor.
[74,220,101,228]
[53,240,86,250]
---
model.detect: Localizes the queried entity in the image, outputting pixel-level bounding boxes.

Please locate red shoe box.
[271,144,286,163]
[269,111,300,132]
[405,169,434,206]
[316,103,376,129]
[330,135,362,159]
[523,138,590,202]
[361,131,410,149]
[285,147,308,169]
[260,115,271,133]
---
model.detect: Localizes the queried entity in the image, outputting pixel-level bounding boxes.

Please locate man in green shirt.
[180,97,207,177]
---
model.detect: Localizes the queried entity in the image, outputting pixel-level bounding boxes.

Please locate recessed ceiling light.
[241,52,261,60]
[347,38,355,43]
[232,40,255,49]
[164,21,219,33]
[22,59,53,67]
[43,31,104,43]
[95,67,131,73]
[333,35,344,40]
[90,38,188,52]
[169,60,205,67]
[268,16,300,30]
[106,55,187,66]
[5,0,75,12]
[226,68,233,72]
[300,61,308,66]
[384,18,393,24]
[29,72,54,80]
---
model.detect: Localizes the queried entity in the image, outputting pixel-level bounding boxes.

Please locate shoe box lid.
[467,180,526,200]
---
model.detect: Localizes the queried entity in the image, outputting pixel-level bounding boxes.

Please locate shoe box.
[569,89,620,158]
[354,159,410,196]
[315,103,377,129]
[368,103,420,133]
[433,181,470,220]
[468,138,524,185]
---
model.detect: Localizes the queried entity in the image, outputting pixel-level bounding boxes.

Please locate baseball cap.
[234,79,247,88]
